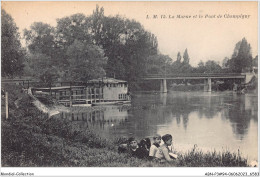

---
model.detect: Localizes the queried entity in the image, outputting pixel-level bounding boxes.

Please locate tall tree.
[1,9,25,77]
[183,48,190,64]
[228,38,252,73]
[90,5,105,45]
[176,52,181,63]
[231,41,242,59]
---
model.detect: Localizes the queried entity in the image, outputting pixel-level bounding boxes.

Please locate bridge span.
[141,73,249,92]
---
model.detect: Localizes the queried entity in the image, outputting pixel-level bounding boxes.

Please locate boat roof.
[33,86,85,91]
[88,77,127,84]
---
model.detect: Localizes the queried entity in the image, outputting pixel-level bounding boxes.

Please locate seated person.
[118,137,144,159]
[138,138,151,159]
[118,137,129,153]
[155,134,177,162]
[127,137,144,159]
[149,134,161,160]
[118,143,128,153]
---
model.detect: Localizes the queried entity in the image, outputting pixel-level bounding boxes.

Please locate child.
[127,137,144,159]
[149,135,161,160]
[139,138,151,159]
[155,134,177,162]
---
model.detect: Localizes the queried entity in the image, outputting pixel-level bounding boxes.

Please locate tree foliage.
[21,5,255,89]
[176,52,182,63]
[56,13,91,48]
[24,22,56,56]
[23,6,159,86]
[227,38,253,73]
[171,49,192,73]
[89,8,158,80]
[183,49,190,65]
[65,40,107,81]
[1,9,25,77]
[146,54,172,75]
[252,55,258,67]
[24,22,60,85]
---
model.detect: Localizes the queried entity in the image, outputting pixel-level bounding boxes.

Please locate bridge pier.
[204,78,212,92]
[160,79,167,93]
[160,93,167,106]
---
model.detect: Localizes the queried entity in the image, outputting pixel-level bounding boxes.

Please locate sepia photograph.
[1,1,259,176]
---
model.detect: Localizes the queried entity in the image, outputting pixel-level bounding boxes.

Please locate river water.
[61,91,258,161]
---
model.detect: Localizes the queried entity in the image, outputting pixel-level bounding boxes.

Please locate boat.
[92,100,131,106]
[32,77,132,107]
[71,103,92,107]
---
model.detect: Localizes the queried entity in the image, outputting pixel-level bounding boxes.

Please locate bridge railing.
[142,73,244,78]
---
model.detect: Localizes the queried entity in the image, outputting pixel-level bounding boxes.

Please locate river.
[60,91,258,161]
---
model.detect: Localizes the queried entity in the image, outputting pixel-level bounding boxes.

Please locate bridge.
[141,73,254,92]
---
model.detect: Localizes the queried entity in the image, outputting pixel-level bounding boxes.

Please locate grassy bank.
[1,84,249,167]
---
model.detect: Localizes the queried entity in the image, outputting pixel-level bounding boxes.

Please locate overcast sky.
[2,1,258,67]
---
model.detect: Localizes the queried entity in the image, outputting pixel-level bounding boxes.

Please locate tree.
[22,6,159,88]
[176,52,181,63]
[146,54,172,75]
[24,22,56,56]
[228,38,252,73]
[252,55,258,67]
[90,5,105,45]
[65,40,107,82]
[194,60,205,73]
[204,60,222,73]
[222,57,229,68]
[183,48,190,64]
[24,22,61,84]
[56,13,91,49]
[88,7,159,81]
[26,53,59,87]
[1,9,24,77]
[231,41,242,58]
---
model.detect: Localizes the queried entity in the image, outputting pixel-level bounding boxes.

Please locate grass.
[1,83,249,167]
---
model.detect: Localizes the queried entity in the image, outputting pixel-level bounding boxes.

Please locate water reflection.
[60,106,129,132]
[60,91,258,160]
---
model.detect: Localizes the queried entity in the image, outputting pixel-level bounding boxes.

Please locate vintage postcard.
[1,1,258,176]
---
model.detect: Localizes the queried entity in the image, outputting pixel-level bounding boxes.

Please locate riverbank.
[1,84,249,167]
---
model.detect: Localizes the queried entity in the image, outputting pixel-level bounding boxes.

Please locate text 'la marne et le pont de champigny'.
[146,14,250,19]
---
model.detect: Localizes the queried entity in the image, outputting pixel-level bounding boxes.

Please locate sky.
[1,1,258,67]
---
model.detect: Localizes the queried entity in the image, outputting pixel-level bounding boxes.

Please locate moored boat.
[92,100,131,106]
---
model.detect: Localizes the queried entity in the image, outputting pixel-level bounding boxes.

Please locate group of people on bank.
[118,134,178,162]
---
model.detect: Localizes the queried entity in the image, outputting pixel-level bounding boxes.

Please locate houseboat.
[87,78,131,106]
[32,78,131,107]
